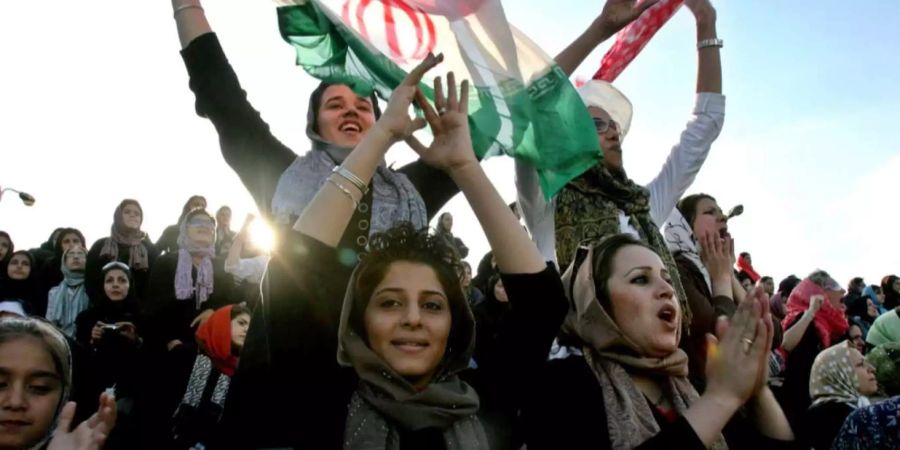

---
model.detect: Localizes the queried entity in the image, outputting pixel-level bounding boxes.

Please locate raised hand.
[375,53,444,144]
[684,0,716,23]
[406,72,476,174]
[699,232,734,281]
[705,293,768,406]
[598,0,661,34]
[48,392,117,450]
[807,294,825,316]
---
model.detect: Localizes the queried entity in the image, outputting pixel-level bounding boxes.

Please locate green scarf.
[555,164,692,327]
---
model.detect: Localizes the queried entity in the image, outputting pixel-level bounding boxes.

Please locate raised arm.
[171,0,295,216]
[686,0,722,94]
[172,0,212,49]
[293,55,442,245]
[554,0,659,76]
[647,0,725,224]
[781,295,823,351]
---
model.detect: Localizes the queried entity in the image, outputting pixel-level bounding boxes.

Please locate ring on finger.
[437,106,448,115]
[741,337,754,353]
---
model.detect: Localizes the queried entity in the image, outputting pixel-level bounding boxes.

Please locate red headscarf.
[735,254,760,282]
[782,278,849,348]
[195,305,238,377]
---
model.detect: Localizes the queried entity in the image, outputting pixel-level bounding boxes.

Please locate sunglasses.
[592,117,620,134]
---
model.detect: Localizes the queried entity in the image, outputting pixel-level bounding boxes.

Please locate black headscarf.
[882,275,900,310]
[0,250,38,312]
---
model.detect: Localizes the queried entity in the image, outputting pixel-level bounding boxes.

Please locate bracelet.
[173,3,203,17]
[697,38,724,50]
[326,177,360,209]
[332,166,369,195]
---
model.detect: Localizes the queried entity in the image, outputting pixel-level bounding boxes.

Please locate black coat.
[522,355,799,450]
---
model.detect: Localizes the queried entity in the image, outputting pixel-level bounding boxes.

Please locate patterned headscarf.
[556,165,692,328]
[663,207,711,291]
[46,246,90,337]
[175,209,216,308]
[809,341,870,409]
[560,237,726,450]
[100,199,150,270]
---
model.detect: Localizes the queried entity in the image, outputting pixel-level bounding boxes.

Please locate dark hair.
[0,230,13,263]
[179,195,208,222]
[778,275,801,297]
[7,250,35,268]
[309,82,382,135]
[230,304,251,320]
[586,234,656,313]
[53,228,86,256]
[350,223,467,357]
[100,262,134,303]
[870,285,882,295]
[436,212,453,233]
[739,252,751,258]
[116,199,144,224]
[737,271,754,284]
[676,193,717,228]
[760,276,773,284]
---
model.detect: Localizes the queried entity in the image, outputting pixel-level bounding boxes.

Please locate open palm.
[406,72,477,173]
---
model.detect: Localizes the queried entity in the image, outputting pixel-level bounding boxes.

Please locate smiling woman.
[215,62,567,449]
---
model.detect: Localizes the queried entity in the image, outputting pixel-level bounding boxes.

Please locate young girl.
[0,317,116,450]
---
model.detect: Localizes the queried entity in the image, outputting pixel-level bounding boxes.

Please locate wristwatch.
[697,38,724,50]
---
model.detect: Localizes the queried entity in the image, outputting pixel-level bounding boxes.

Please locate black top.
[74,299,144,398]
[179,33,458,224]
[85,237,159,303]
[780,316,825,429]
[522,355,798,450]
[155,224,181,256]
[145,253,235,347]
[214,231,567,450]
[801,402,854,450]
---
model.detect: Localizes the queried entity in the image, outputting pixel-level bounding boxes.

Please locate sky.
[1,0,898,288]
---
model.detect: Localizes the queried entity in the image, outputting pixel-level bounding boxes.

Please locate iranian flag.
[275,0,600,198]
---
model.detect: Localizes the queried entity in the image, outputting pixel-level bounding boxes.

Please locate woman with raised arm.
[215,56,567,450]
[522,233,796,450]
[171,0,459,256]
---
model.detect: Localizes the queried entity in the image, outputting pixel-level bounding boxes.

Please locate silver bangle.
[326,177,359,209]
[173,3,203,17]
[332,166,369,195]
[697,38,724,50]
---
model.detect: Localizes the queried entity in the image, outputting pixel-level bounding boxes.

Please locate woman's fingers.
[447,71,458,111]
[433,76,445,113]
[414,89,441,130]
[54,402,77,434]
[402,52,443,87]
[459,80,470,115]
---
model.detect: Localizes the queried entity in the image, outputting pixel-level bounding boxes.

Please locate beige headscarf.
[335,264,488,450]
[810,341,871,409]
[560,239,727,450]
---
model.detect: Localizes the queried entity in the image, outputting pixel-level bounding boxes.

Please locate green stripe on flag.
[277,2,600,199]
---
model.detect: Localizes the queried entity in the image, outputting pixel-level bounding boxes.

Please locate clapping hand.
[48,392,117,450]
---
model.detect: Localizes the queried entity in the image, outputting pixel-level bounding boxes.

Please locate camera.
[101,324,120,332]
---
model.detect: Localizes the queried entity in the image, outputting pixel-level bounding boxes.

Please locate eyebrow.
[374,287,447,299]
[624,267,669,278]
[0,368,61,380]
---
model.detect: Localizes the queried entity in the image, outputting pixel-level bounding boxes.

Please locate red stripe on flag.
[593,0,684,82]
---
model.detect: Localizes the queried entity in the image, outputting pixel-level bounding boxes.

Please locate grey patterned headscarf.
[269,82,427,233]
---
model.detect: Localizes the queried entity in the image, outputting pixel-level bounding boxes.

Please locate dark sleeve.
[454,237,469,258]
[397,161,459,220]
[180,33,296,214]
[84,239,108,303]
[144,237,160,270]
[155,226,178,256]
[75,309,95,348]
[476,264,568,412]
[522,357,708,450]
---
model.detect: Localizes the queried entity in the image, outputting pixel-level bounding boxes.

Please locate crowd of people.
[0,0,897,449]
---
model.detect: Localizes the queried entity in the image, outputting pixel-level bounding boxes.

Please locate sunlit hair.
[350,222,467,353]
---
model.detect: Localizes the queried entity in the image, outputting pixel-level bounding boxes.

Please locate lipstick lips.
[391,338,429,353]
[657,304,677,325]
